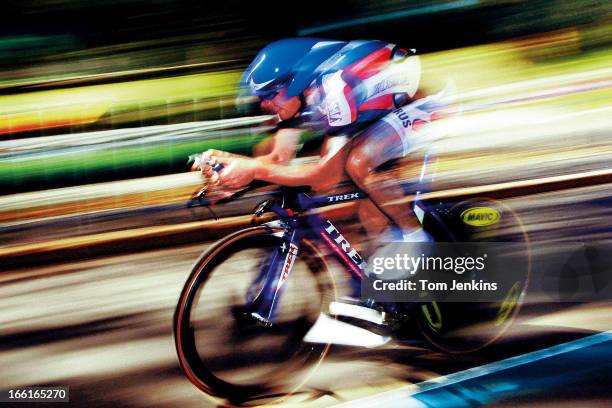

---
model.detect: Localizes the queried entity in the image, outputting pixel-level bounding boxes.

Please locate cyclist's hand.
[215,157,259,189]
[191,149,230,173]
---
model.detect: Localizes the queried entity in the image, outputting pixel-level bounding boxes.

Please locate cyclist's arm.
[198,128,300,171]
[257,128,302,165]
[254,134,350,189]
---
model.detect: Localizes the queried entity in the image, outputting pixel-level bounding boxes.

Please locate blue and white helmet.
[239,38,347,99]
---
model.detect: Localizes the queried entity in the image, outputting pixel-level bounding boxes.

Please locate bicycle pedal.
[329,300,386,326]
[249,312,273,327]
[231,306,273,330]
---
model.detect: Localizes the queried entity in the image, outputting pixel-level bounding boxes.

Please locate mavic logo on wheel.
[461,207,501,227]
[277,243,299,289]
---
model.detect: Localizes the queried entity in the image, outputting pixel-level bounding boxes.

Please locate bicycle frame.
[217,87,452,324]
[247,188,380,324]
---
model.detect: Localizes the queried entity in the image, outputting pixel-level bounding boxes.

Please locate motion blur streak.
[2,75,610,250]
[1,245,611,407]
[299,0,481,35]
[1,0,611,406]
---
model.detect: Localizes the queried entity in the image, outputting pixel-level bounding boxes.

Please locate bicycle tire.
[413,198,531,353]
[174,225,336,404]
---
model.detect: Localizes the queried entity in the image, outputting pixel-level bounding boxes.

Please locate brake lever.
[187,185,210,208]
[187,186,220,221]
[186,154,224,209]
[187,153,275,221]
[253,200,272,217]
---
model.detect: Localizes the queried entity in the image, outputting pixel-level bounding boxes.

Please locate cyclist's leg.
[357,199,389,239]
[345,113,427,239]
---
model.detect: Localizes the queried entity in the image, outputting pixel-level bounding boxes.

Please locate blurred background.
[1,1,611,407]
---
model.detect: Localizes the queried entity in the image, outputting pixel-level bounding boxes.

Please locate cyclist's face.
[260,88,301,120]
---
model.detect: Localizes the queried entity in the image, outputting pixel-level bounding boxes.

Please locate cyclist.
[196,37,444,245]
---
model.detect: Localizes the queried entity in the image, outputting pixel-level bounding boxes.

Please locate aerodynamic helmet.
[239,38,347,100]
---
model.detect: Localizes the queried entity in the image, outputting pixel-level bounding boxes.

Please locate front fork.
[246,221,302,325]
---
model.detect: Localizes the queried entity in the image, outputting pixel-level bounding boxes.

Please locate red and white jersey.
[295,41,421,134]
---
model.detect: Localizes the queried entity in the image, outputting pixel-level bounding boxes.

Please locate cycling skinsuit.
[278,39,430,157]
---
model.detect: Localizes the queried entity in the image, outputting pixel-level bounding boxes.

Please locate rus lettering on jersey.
[393,108,412,128]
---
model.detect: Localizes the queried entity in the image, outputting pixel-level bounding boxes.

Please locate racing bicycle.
[173,173,530,405]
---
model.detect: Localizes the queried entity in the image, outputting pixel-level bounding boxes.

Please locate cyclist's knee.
[345,149,373,185]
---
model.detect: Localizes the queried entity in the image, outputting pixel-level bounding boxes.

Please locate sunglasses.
[257,81,288,101]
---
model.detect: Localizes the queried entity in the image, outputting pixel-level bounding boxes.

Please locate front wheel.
[174,226,335,405]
